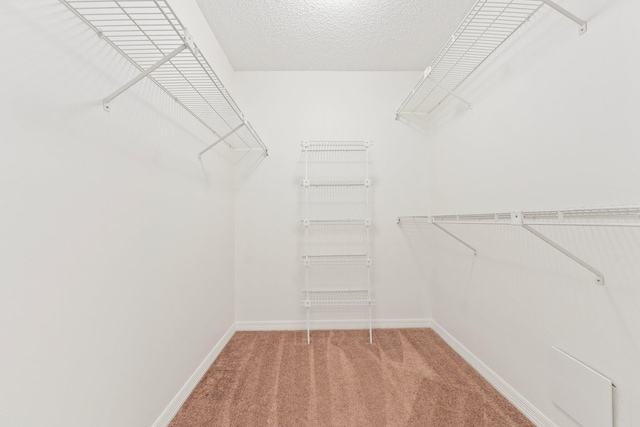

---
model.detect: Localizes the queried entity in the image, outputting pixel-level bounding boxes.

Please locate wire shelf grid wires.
[396,0,544,117]
[302,141,372,151]
[60,0,267,156]
[305,185,369,221]
[398,206,640,286]
[302,290,374,306]
[398,207,640,227]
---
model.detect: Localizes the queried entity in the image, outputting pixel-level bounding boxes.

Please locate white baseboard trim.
[151,319,551,427]
[152,323,237,427]
[430,320,554,427]
[235,318,431,331]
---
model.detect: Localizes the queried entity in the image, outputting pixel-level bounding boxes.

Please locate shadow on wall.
[234,149,268,183]
[398,220,477,308]
[13,0,269,185]
[399,216,640,410]
[393,0,604,138]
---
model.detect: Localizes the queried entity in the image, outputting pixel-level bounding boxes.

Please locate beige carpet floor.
[168,328,534,427]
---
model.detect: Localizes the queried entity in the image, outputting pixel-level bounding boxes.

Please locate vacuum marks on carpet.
[168,329,533,427]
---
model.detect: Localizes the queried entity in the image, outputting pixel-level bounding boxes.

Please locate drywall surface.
[232,72,432,327]
[411,0,640,425]
[0,1,236,426]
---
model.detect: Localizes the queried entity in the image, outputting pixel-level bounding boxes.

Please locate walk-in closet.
[2,0,639,426]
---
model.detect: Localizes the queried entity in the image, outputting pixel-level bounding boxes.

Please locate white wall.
[0,1,237,426]
[232,72,432,327]
[410,0,640,425]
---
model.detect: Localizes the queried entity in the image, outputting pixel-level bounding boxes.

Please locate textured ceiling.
[195,0,478,71]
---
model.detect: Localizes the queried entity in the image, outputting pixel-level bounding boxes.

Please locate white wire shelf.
[303,255,372,266]
[302,179,370,187]
[398,207,640,228]
[60,0,268,159]
[398,206,640,285]
[302,290,374,307]
[396,0,587,119]
[301,141,372,152]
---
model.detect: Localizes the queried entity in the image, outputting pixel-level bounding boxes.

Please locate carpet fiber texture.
[168,328,534,426]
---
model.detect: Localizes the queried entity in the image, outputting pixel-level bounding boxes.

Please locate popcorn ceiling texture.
[195,0,477,71]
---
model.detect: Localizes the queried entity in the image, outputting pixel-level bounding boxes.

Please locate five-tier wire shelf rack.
[59,0,268,159]
[395,0,587,121]
[301,141,374,344]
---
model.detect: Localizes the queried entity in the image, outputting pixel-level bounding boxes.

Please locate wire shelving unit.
[60,0,268,159]
[302,141,372,152]
[302,141,374,344]
[302,290,374,306]
[398,206,640,285]
[395,0,587,120]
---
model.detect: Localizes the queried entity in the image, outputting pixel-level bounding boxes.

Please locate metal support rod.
[365,144,373,345]
[306,307,310,345]
[304,147,309,266]
[198,123,245,159]
[427,76,472,110]
[368,305,373,345]
[522,225,604,285]
[432,223,478,255]
[541,0,588,34]
[103,43,187,111]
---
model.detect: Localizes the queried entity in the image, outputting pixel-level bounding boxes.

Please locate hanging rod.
[398,207,640,286]
[396,0,587,120]
[60,0,268,159]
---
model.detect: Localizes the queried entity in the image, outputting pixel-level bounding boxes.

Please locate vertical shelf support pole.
[103,43,188,112]
[365,143,372,344]
[369,304,373,344]
[304,143,310,344]
[541,0,588,34]
[520,224,604,285]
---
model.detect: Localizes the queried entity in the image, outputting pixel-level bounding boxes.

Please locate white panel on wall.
[551,346,613,427]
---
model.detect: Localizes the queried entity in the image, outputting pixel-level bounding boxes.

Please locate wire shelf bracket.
[434,222,478,256]
[398,207,640,286]
[522,224,603,285]
[395,0,588,120]
[60,0,268,159]
[541,0,588,34]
